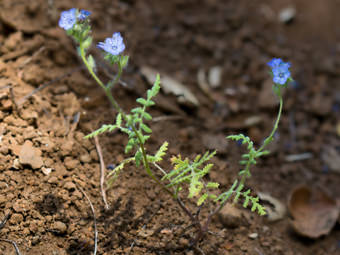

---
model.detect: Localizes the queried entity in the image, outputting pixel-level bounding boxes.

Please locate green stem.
[257,88,283,153]
[240,86,283,185]
[80,44,173,197]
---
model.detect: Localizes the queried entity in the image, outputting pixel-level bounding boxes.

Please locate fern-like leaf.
[84,124,117,139]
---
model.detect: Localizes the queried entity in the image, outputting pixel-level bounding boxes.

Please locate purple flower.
[78,9,91,20]
[268,58,291,85]
[58,8,77,30]
[97,32,125,55]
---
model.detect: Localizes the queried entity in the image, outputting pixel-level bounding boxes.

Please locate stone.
[52,221,67,234]
[19,141,43,169]
[217,203,249,228]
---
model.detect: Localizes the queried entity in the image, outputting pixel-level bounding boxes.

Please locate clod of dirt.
[217,203,249,228]
[288,185,339,239]
[19,140,44,169]
[258,192,286,222]
[52,221,67,234]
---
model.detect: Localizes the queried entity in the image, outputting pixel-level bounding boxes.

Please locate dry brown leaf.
[288,185,339,239]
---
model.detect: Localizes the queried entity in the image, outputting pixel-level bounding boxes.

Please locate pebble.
[19,141,44,169]
[248,232,258,239]
[64,181,76,191]
[41,167,52,175]
[47,176,58,184]
[208,66,222,88]
[64,157,79,170]
[217,203,249,228]
[52,221,67,234]
[9,213,23,224]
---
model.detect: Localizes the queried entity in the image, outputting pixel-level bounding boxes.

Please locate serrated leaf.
[135,149,143,167]
[116,113,122,127]
[206,182,219,189]
[197,193,208,206]
[84,124,117,139]
[153,141,168,162]
[107,157,135,185]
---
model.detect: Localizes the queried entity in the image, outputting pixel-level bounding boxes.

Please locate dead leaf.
[141,66,199,106]
[258,192,286,221]
[288,185,339,239]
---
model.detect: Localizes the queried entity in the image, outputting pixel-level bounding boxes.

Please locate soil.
[0,0,339,254]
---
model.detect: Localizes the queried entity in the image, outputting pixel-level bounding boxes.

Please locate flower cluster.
[58,8,91,30]
[267,58,291,85]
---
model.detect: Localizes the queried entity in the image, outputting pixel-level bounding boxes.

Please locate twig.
[17,66,84,106]
[76,184,98,255]
[94,136,109,210]
[18,46,46,68]
[0,239,22,255]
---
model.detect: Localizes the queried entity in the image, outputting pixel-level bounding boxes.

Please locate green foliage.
[147,141,168,163]
[216,180,266,216]
[162,151,219,205]
[227,134,269,179]
[107,157,135,187]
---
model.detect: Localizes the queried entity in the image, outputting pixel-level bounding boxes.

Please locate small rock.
[47,176,58,184]
[80,153,91,163]
[9,213,23,224]
[60,140,74,156]
[248,233,258,239]
[138,229,154,238]
[218,203,249,228]
[19,141,44,169]
[52,221,67,234]
[41,167,52,176]
[12,158,21,169]
[179,237,189,246]
[64,182,76,191]
[208,66,223,88]
[64,157,79,170]
[4,115,28,127]
[13,199,31,213]
[278,6,296,24]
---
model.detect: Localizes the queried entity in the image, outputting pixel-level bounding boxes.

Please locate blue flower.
[267,58,283,68]
[97,32,125,55]
[58,8,77,30]
[272,65,291,85]
[268,58,291,85]
[78,9,91,20]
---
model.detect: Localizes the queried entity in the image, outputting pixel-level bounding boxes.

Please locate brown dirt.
[0,0,339,254]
